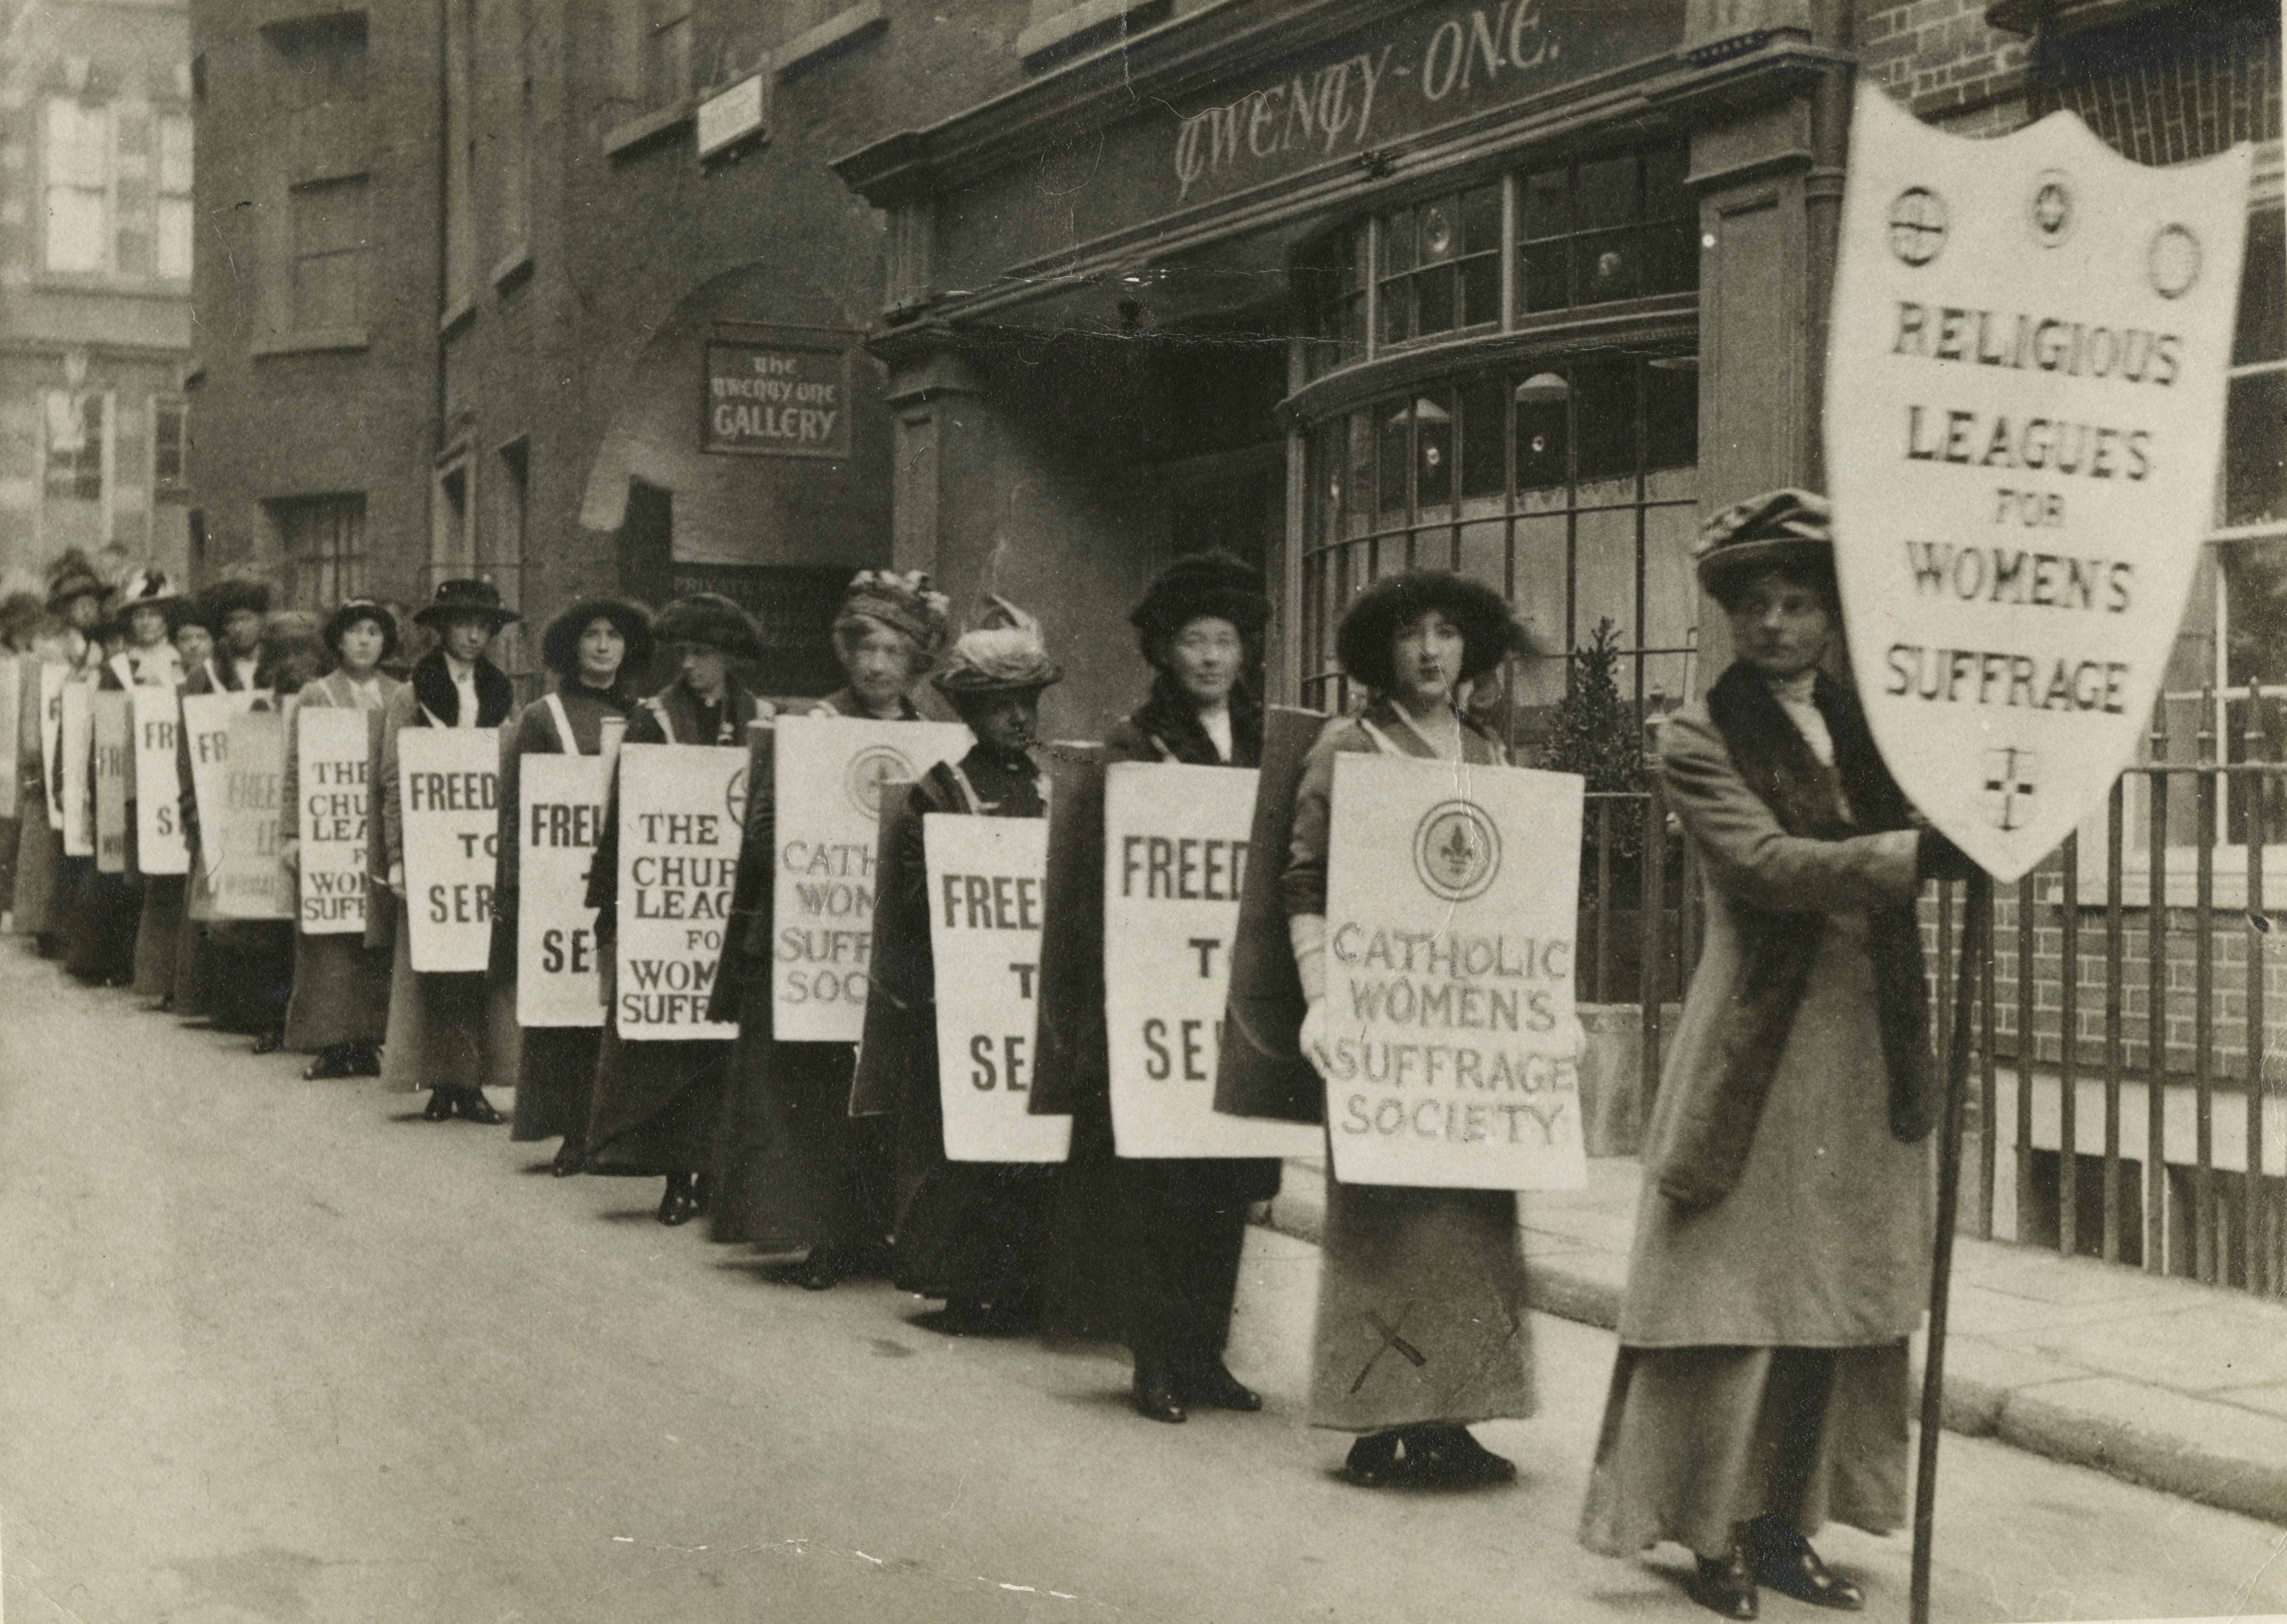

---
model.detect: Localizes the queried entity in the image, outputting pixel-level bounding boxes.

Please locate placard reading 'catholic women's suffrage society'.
[93,690,128,874]
[1826,89,2251,883]
[614,742,746,1040]
[214,707,292,920]
[1321,753,1587,1191]
[925,814,1070,1164]
[59,680,91,857]
[397,727,501,972]
[132,685,187,874]
[1103,763,1319,1160]
[518,753,610,1028]
[181,690,257,880]
[772,715,969,1042]
[296,706,375,935]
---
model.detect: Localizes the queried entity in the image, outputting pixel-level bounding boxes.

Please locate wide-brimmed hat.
[833,570,951,666]
[0,590,45,647]
[655,592,760,661]
[107,568,187,636]
[413,577,520,631]
[45,549,107,614]
[321,598,402,662]
[541,595,656,678]
[195,573,274,627]
[932,595,1062,697]
[1129,550,1271,654]
[1334,570,1522,693]
[254,610,328,691]
[1693,489,1835,607]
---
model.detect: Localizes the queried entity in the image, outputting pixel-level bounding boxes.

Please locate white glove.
[1564,1012,1588,1062]
[387,859,406,899]
[1299,998,1334,1080]
[279,837,300,873]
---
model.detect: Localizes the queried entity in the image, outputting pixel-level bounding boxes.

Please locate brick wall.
[1859,0,2032,129]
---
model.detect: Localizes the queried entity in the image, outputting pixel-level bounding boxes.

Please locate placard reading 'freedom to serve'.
[181,690,257,882]
[1321,753,1587,1191]
[93,690,129,875]
[518,753,610,1027]
[296,706,376,935]
[132,685,187,875]
[1103,762,1320,1160]
[614,742,745,1040]
[213,707,292,920]
[772,715,969,1043]
[925,813,1069,1164]
[397,726,501,972]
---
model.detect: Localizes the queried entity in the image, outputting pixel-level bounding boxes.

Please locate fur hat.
[1693,489,1836,609]
[195,573,274,627]
[45,549,108,614]
[655,592,761,661]
[833,570,951,666]
[321,598,402,663]
[541,595,655,679]
[254,610,328,692]
[413,577,519,631]
[1334,570,1523,694]
[1129,551,1271,659]
[932,596,1062,696]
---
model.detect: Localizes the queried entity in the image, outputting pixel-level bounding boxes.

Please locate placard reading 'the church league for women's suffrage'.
[92,691,129,874]
[1103,762,1320,1160]
[213,707,292,920]
[519,753,610,1027]
[925,814,1069,1163]
[772,715,969,1042]
[296,706,376,935]
[614,742,745,1040]
[1321,753,1586,1191]
[397,726,501,972]
[132,685,187,874]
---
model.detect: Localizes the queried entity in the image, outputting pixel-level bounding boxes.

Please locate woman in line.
[1283,570,1539,1489]
[499,594,651,1174]
[0,591,45,925]
[47,552,111,972]
[1045,552,1281,1422]
[96,570,187,999]
[859,598,1063,1334]
[379,579,521,1124]
[279,599,403,1079]
[584,593,769,1225]
[173,576,273,1025]
[1579,491,1967,1619]
[5,593,59,942]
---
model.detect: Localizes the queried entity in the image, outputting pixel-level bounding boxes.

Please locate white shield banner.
[1321,754,1587,1191]
[132,685,187,875]
[924,813,1070,1164]
[213,707,292,919]
[295,706,375,935]
[182,690,259,885]
[519,752,609,1027]
[38,662,63,831]
[770,715,969,1041]
[614,741,744,1040]
[1827,89,2252,881]
[1103,763,1319,1160]
[92,691,129,874]
[398,726,502,971]
[59,681,92,857]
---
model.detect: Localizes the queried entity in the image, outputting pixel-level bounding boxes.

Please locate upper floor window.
[1518,146,1695,317]
[266,12,369,110]
[1379,184,1502,348]
[618,0,694,111]
[153,397,189,498]
[290,175,369,331]
[157,114,193,281]
[44,392,107,504]
[270,493,367,610]
[44,99,111,273]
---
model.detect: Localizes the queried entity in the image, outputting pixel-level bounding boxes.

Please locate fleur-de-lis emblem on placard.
[1412,801,1501,903]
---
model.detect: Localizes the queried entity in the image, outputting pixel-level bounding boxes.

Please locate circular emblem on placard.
[725,766,748,828]
[2148,223,2203,299]
[1887,187,1948,267]
[845,745,916,818]
[1412,800,1501,903]
[2028,170,2076,248]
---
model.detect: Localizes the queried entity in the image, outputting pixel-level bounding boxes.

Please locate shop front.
[833,0,1849,741]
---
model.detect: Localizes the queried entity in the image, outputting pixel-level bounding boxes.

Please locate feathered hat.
[932,596,1062,696]
[833,570,952,667]
[108,567,188,635]
[44,549,108,614]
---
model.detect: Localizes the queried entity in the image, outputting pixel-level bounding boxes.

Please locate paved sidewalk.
[1259,1154,2287,1528]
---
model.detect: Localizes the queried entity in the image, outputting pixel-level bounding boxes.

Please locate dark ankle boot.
[1132,1361,1187,1424]
[453,1088,505,1125]
[551,1134,588,1177]
[1181,1357,1262,1413]
[1339,1431,1404,1488]
[1689,1537,1758,1620]
[421,1088,454,1122]
[1747,1516,1861,1611]
[656,1173,700,1227]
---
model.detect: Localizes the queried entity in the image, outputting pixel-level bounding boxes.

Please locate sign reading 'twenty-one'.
[702,335,852,460]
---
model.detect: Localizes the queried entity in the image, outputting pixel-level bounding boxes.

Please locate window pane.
[45,187,105,271]
[1384,206,1415,274]
[1419,199,1459,262]
[1416,392,1454,511]
[1416,265,1456,335]
[1520,239,1568,314]
[1459,376,1507,499]
[2224,369,2287,528]
[1379,401,1410,516]
[1345,410,1374,530]
[1574,227,1642,304]
[48,100,107,187]
[1641,501,1699,662]
[1509,513,1569,687]
[1459,253,1498,327]
[1461,184,1500,254]
[1644,361,1698,471]
[1522,167,1570,240]
[1643,143,1690,222]
[1574,505,1637,655]
[1643,219,1698,297]
[1573,363,1637,485]
[1515,377,1569,492]
[1575,154,1638,230]
[154,400,186,488]
[2234,206,2286,366]
[116,225,152,278]
[158,116,192,195]
[156,197,192,280]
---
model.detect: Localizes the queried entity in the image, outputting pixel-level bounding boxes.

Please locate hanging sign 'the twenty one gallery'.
[702,331,854,460]
[1826,87,2251,882]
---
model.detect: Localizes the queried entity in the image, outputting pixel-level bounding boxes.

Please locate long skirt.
[62,859,137,982]
[1579,1342,1911,1558]
[377,899,515,1093]
[283,929,392,1051]
[0,814,16,922]
[1306,1173,1536,1434]
[172,841,219,1019]
[511,1026,602,1143]
[884,1005,1057,1304]
[10,804,58,941]
[1044,1104,1277,1363]
[132,876,184,997]
[206,919,295,1035]
[586,1033,729,1177]
[709,978,892,1252]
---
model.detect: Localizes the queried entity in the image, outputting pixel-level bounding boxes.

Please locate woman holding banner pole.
[711,569,949,1279]
[1043,552,1280,1423]
[500,595,650,1174]
[1283,570,1539,1490]
[1577,491,1972,1619]
[279,599,402,1079]
[583,593,768,1226]
[379,580,521,1124]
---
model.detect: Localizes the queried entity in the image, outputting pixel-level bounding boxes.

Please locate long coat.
[280,670,399,1053]
[169,656,254,1018]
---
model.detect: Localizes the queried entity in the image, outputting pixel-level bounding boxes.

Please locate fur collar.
[1128,674,1261,768]
[1704,661,1911,837]
[410,649,514,728]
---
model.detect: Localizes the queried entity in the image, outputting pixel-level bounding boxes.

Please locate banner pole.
[1910,865,1992,1624]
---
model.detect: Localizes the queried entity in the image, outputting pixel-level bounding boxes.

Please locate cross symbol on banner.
[1984,748,2038,832]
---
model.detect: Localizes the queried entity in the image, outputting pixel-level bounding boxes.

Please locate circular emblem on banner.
[845,745,916,818]
[1412,800,1501,903]
[2028,170,2076,247]
[2148,223,2203,299]
[1886,187,1948,267]
[726,766,748,829]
